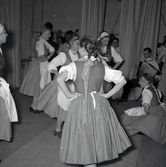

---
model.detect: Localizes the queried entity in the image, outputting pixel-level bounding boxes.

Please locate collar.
[145,57,153,62]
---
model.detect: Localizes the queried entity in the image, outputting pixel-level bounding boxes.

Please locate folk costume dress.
[32,50,80,120]
[19,37,54,97]
[0,77,18,141]
[59,56,131,165]
[121,86,166,144]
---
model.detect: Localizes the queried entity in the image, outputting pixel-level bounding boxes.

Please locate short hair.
[141,73,154,84]
[113,37,119,43]
[143,47,152,53]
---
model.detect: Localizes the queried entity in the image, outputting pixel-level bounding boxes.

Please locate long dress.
[120,86,166,144]
[32,50,80,120]
[19,38,54,97]
[59,58,131,165]
[0,77,18,141]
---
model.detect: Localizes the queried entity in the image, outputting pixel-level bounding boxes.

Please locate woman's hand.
[160,103,166,110]
[69,92,81,100]
[98,92,108,99]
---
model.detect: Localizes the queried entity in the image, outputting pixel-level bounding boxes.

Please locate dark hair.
[66,32,79,43]
[80,36,97,57]
[143,47,152,53]
[65,30,74,38]
[44,22,53,30]
[141,73,154,84]
[109,33,116,44]
[113,37,119,43]
[75,29,79,33]
[57,36,66,44]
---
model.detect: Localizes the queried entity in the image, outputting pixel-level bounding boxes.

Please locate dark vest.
[63,51,81,66]
[147,86,160,106]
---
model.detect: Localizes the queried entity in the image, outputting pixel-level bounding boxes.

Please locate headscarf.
[97,31,110,41]
[0,23,4,34]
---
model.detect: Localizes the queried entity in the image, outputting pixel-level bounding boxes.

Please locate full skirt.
[19,59,41,97]
[34,79,66,120]
[0,97,11,141]
[121,105,166,144]
[60,93,132,165]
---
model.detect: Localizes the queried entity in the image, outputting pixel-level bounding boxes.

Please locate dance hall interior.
[0,0,166,167]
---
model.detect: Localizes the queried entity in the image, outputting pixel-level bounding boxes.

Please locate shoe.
[33,110,41,114]
[54,129,62,139]
[30,107,41,114]
[29,106,34,112]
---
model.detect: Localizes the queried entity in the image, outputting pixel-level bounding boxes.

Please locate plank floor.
[0,89,166,167]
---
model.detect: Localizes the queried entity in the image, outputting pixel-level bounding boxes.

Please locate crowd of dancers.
[1,22,166,166]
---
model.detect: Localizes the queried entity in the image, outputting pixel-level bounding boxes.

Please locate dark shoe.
[33,110,41,114]
[54,129,62,139]
[29,106,34,112]
[30,107,41,114]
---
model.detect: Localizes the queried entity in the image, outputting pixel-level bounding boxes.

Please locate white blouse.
[59,58,124,84]
[48,50,79,72]
[36,37,55,56]
[111,46,123,63]
[142,87,153,105]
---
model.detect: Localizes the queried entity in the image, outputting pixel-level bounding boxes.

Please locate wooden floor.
[0,89,166,167]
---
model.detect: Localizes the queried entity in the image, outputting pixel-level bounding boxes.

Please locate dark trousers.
[121,78,140,101]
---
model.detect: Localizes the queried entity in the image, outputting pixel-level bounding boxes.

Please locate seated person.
[121,47,160,101]
[120,73,166,144]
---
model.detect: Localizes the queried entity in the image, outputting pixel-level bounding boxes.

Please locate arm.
[142,103,150,114]
[100,66,126,98]
[112,62,121,69]
[102,78,126,99]
[57,71,76,99]
[47,50,55,60]
[141,88,152,114]
[48,52,66,74]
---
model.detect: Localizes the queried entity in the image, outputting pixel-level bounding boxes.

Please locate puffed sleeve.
[36,40,45,56]
[59,62,77,81]
[104,65,124,84]
[111,46,123,63]
[48,52,66,72]
[142,89,153,105]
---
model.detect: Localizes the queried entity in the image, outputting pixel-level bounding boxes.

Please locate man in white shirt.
[121,47,160,101]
